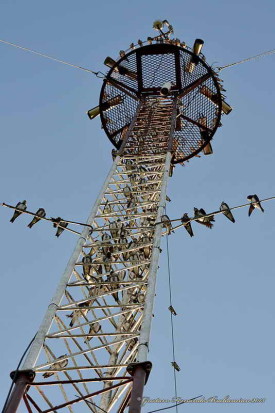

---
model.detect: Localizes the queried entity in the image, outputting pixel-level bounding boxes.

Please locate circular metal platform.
[100,42,222,163]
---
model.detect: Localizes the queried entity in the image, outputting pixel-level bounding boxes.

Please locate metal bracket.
[10,369,35,382]
[127,361,152,384]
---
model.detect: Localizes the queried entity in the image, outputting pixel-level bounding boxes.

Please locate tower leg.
[4,370,34,413]
[128,366,146,413]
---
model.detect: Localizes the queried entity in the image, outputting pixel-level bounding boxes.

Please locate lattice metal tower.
[4,22,229,413]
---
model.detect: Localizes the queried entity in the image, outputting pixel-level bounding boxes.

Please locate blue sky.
[1,0,275,411]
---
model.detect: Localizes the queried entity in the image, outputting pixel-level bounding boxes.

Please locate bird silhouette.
[194,207,214,229]
[10,200,27,223]
[42,355,68,378]
[247,195,264,216]
[28,208,46,228]
[220,202,235,223]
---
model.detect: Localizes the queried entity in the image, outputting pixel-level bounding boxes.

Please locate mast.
[4,21,229,413]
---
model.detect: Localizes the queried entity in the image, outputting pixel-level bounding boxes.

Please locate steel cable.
[218,48,275,71]
[165,212,178,413]
[0,39,105,78]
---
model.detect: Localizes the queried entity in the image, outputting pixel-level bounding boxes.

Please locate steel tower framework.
[4,23,227,413]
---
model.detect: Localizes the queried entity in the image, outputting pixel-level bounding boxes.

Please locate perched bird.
[139,252,147,276]
[220,202,235,223]
[67,300,91,327]
[52,217,68,237]
[84,322,101,344]
[194,208,215,229]
[138,39,143,47]
[168,305,177,316]
[130,252,141,278]
[119,50,126,58]
[101,232,112,255]
[42,355,68,378]
[171,361,180,372]
[181,213,194,237]
[127,337,138,351]
[109,220,120,239]
[103,251,113,273]
[130,290,145,304]
[140,235,151,259]
[161,214,173,235]
[103,200,112,220]
[108,271,119,302]
[121,314,135,332]
[82,255,92,279]
[89,240,100,257]
[120,237,130,260]
[123,185,132,204]
[92,252,103,276]
[10,200,27,223]
[247,194,264,216]
[28,208,46,228]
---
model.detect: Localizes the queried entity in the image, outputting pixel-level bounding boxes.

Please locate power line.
[218,48,275,71]
[0,202,91,236]
[155,195,275,235]
[0,39,105,78]
[165,233,179,413]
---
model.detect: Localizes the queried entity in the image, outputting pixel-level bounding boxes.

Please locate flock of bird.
[8,200,68,237]
[7,195,264,240]
[162,194,264,238]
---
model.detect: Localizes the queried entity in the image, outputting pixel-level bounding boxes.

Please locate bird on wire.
[194,207,215,229]
[27,208,46,228]
[52,217,68,237]
[220,202,235,223]
[181,213,194,237]
[10,200,27,223]
[161,214,173,235]
[247,194,264,216]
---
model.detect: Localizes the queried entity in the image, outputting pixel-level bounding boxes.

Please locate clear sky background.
[0,0,275,411]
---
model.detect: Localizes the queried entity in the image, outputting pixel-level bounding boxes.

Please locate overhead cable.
[156,195,275,234]
[0,39,105,78]
[218,48,275,71]
[165,232,179,413]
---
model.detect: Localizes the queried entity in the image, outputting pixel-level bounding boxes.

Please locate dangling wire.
[0,39,105,78]
[165,230,178,413]
[218,48,275,71]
